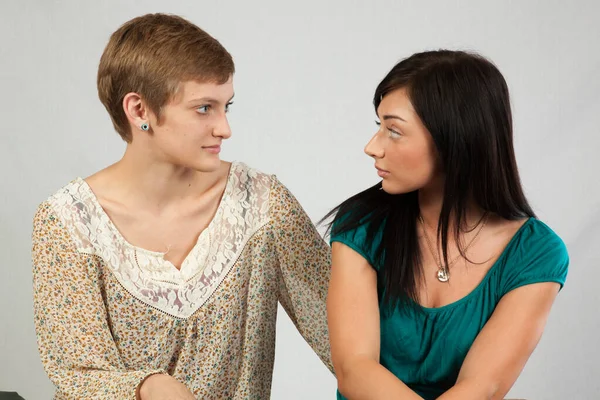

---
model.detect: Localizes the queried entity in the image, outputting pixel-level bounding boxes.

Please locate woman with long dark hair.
[326,50,568,399]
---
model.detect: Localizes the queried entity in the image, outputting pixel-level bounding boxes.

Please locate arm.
[437,282,561,400]
[32,203,180,399]
[328,242,423,399]
[270,178,333,372]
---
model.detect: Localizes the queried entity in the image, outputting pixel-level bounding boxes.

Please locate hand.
[138,373,196,400]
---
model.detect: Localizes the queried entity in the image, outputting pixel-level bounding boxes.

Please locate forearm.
[436,378,498,400]
[337,357,423,400]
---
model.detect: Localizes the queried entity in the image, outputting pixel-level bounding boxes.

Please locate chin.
[381,180,411,195]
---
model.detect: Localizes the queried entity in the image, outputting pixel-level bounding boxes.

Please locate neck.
[418,179,485,234]
[103,143,227,211]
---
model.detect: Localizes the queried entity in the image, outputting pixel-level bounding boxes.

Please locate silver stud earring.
[141,123,149,131]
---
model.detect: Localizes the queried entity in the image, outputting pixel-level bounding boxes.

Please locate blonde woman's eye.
[197,105,211,114]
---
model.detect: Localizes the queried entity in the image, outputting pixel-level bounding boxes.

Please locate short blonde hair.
[97,13,235,142]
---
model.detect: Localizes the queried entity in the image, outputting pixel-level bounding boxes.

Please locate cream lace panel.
[47,162,272,318]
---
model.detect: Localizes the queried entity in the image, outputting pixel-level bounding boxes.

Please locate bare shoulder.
[82,164,120,201]
[487,214,530,242]
[468,214,532,264]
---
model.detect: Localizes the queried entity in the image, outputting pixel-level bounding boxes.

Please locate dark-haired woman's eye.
[388,128,402,138]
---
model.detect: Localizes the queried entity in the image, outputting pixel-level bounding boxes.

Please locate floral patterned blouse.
[31,161,333,399]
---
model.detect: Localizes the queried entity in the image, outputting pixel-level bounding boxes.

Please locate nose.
[364,131,384,159]
[213,114,232,140]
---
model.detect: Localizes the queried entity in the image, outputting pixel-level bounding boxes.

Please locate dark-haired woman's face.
[365,88,440,194]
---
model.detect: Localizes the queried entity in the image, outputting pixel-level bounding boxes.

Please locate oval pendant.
[437,267,449,282]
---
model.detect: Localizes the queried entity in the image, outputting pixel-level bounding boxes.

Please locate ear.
[123,92,153,132]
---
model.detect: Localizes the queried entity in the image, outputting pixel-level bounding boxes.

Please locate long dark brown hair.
[323,50,535,308]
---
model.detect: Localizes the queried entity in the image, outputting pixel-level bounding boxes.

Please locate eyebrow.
[382,114,407,122]
[188,94,235,104]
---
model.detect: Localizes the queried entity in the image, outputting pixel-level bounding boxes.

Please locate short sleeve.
[329,214,384,270]
[501,219,569,295]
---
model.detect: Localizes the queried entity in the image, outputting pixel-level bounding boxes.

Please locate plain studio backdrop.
[1,1,598,399]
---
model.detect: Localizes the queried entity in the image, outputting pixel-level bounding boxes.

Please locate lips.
[375,165,390,177]
[203,145,221,154]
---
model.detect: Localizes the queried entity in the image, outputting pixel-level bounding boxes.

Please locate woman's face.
[134,77,235,172]
[365,88,440,194]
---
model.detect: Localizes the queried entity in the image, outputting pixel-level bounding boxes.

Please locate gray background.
[1,0,598,399]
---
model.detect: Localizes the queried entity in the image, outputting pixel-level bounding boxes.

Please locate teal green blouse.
[331,217,568,399]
